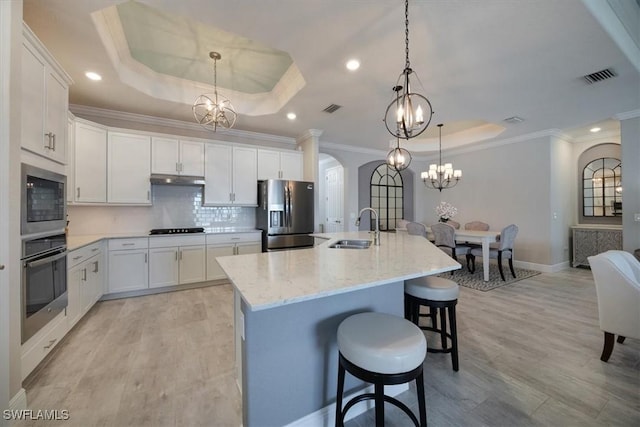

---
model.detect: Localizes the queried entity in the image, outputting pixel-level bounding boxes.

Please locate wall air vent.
[322,104,342,113]
[582,68,617,84]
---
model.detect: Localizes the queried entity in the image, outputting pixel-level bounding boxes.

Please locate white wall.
[549,135,574,266]
[621,115,640,252]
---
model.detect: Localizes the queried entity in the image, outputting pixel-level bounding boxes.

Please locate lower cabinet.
[107,238,149,293]
[206,233,262,281]
[67,241,104,328]
[148,235,206,288]
[572,226,623,267]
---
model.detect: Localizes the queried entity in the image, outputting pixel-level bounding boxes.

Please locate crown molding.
[319,140,388,157]
[614,109,640,120]
[69,104,297,145]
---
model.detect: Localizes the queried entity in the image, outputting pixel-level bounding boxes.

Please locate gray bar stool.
[404,276,460,371]
[335,312,427,426]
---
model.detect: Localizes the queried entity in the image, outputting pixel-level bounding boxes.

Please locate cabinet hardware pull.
[51,133,56,151]
[179,250,183,261]
[72,255,82,261]
[44,132,53,149]
[0,264,4,270]
[175,251,178,261]
[43,339,57,349]
[147,190,150,201]
[145,253,148,263]
[91,248,99,252]
[122,243,135,246]
[231,238,240,240]
[82,268,87,281]
[77,187,80,198]
[176,162,180,172]
[93,261,99,273]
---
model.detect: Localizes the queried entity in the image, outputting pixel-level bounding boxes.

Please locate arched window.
[370,164,404,231]
[583,157,622,217]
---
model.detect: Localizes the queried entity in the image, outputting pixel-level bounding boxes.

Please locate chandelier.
[421,124,462,191]
[383,0,434,140]
[386,136,412,171]
[193,51,237,132]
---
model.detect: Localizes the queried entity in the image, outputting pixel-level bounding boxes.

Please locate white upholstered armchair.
[587,250,640,362]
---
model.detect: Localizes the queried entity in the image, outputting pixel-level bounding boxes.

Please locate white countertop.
[217,231,461,312]
[66,228,261,251]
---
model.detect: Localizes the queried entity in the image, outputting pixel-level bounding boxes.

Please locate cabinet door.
[45,71,68,164]
[66,264,84,328]
[180,140,205,176]
[236,242,262,255]
[107,249,149,293]
[232,146,258,205]
[74,122,107,203]
[257,149,281,180]
[87,255,104,308]
[280,151,303,181]
[179,246,206,284]
[108,132,151,204]
[21,43,46,156]
[204,144,232,205]
[206,245,235,280]
[597,231,622,253]
[66,117,75,203]
[149,247,179,288]
[151,137,179,175]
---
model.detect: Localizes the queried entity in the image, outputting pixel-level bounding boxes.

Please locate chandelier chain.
[404,0,410,70]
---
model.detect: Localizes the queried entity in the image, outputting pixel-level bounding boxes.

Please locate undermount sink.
[328,239,372,249]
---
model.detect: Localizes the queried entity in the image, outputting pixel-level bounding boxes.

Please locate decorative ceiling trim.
[69,104,297,145]
[90,5,305,116]
[614,109,640,120]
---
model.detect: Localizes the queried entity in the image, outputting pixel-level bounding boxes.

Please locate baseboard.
[284,383,409,427]
[9,388,26,411]
[513,260,570,273]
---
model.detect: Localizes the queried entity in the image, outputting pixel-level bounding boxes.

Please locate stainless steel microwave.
[21,164,67,236]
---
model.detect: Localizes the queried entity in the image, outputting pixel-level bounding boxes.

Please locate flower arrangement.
[435,202,457,221]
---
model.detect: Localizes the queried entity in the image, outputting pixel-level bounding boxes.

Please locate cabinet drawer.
[21,311,67,380]
[108,238,148,251]
[206,232,261,245]
[68,241,102,268]
[149,235,206,248]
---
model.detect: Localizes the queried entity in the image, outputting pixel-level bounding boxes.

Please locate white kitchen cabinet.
[204,144,257,206]
[74,120,107,203]
[21,24,72,165]
[108,131,151,204]
[66,115,75,203]
[149,235,206,288]
[107,238,149,293]
[151,137,204,176]
[206,233,262,280]
[257,149,303,181]
[67,243,104,329]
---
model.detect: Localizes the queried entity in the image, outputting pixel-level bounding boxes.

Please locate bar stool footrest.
[341,393,420,427]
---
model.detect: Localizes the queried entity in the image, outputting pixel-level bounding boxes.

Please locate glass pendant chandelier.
[386,136,412,171]
[193,51,237,132]
[421,124,462,191]
[383,0,434,140]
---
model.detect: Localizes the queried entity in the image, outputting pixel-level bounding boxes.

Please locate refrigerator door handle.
[286,185,292,228]
[283,186,288,228]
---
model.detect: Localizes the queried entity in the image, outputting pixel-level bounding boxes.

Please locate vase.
[439,218,448,223]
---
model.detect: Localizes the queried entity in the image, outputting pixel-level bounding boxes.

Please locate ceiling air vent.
[322,104,342,113]
[582,68,617,84]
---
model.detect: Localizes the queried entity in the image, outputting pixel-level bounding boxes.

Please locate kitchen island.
[217,231,460,426]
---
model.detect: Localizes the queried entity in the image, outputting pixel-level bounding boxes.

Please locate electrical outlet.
[635,213,640,222]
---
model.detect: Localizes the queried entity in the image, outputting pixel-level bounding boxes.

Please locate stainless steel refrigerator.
[256,180,315,251]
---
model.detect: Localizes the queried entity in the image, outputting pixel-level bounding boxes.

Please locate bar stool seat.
[404,276,460,372]
[336,312,427,426]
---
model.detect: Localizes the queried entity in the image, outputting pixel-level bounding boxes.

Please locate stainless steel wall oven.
[21,233,67,343]
[21,163,66,236]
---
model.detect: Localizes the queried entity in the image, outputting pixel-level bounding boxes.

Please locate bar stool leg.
[416,372,427,427]
[439,307,448,351]
[335,359,346,427]
[448,305,459,372]
[374,382,385,426]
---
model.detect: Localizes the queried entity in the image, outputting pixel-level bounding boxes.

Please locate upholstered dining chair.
[469,224,518,281]
[464,221,490,231]
[587,250,640,362]
[406,221,428,238]
[446,220,461,229]
[430,222,471,273]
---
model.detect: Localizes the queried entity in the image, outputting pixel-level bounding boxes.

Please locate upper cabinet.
[257,149,303,181]
[108,132,151,204]
[74,120,107,203]
[151,137,204,177]
[21,25,72,165]
[204,144,257,206]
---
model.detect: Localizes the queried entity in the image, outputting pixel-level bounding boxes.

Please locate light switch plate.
[634,213,640,222]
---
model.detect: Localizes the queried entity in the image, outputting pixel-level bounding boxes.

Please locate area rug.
[438,264,540,292]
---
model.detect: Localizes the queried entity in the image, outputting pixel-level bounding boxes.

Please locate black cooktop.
[149,227,205,235]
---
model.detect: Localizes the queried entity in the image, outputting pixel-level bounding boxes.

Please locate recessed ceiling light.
[590,127,601,133]
[346,59,360,71]
[85,71,102,81]
[287,112,296,120]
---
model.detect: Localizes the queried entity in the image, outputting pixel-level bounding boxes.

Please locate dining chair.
[446,220,461,229]
[430,222,471,273]
[406,221,428,238]
[463,221,490,249]
[468,224,518,281]
[588,250,640,362]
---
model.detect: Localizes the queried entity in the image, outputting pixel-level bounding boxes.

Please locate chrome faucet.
[355,207,380,246]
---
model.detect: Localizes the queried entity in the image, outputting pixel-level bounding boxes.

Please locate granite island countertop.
[217,231,460,312]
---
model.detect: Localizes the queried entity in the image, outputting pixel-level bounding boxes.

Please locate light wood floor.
[20,268,639,426]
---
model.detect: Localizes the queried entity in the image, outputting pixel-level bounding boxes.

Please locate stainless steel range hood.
[149,174,205,186]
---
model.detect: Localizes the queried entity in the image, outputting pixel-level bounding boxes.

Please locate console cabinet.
[572,225,623,267]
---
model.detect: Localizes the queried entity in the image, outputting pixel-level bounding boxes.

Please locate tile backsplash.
[67,185,255,235]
